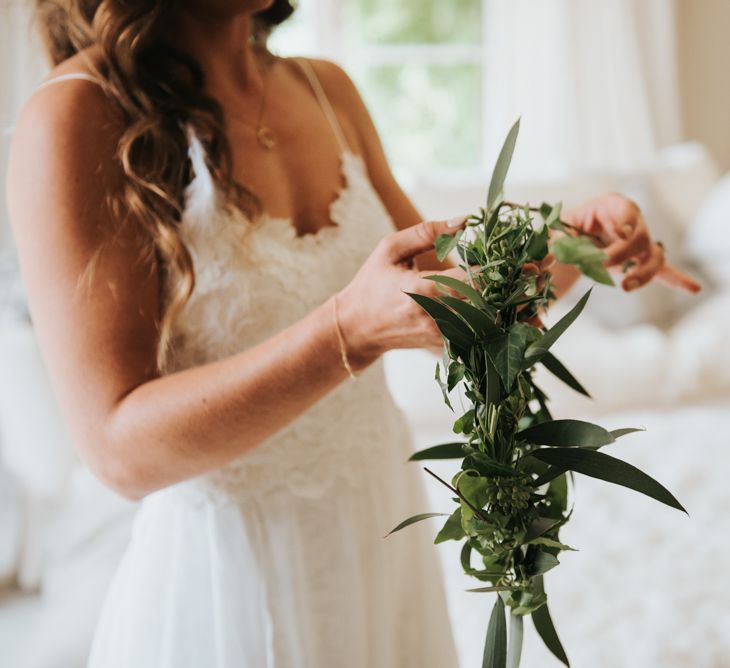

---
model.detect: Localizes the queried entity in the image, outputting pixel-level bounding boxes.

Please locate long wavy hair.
[34,0,295,371]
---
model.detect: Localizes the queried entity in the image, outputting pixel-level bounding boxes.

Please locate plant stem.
[423,467,491,522]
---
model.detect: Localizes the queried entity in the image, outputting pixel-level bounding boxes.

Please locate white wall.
[677,0,730,172]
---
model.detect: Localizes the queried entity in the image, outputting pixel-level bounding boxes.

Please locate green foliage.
[386,120,685,667]
[484,595,507,668]
[551,234,614,286]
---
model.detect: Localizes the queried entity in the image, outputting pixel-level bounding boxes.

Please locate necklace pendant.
[257,126,276,149]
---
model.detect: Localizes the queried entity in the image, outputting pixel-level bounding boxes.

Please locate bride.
[7,1,699,666]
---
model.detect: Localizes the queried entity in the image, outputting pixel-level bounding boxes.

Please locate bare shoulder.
[14,46,120,164]
[294,57,365,114]
[9,49,126,236]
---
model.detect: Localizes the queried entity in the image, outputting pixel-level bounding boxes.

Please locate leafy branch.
[386,119,686,668]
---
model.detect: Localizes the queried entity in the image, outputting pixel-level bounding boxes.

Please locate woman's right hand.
[335,217,469,369]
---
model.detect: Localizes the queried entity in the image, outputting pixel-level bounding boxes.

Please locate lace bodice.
[157,73,407,506]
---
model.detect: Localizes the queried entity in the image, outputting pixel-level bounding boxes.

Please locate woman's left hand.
[564,193,702,294]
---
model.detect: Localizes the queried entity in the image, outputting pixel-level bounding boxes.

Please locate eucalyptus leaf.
[385,512,449,538]
[551,234,614,286]
[434,230,464,262]
[540,353,591,398]
[424,274,491,312]
[434,361,453,410]
[531,466,566,488]
[524,289,592,363]
[405,292,473,342]
[488,119,520,212]
[485,354,501,408]
[531,537,577,551]
[532,596,570,666]
[440,295,501,339]
[483,595,507,668]
[530,447,687,513]
[466,585,514,593]
[409,442,469,461]
[541,202,563,228]
[507,612,524,668]
[518,419,615,448]
[611,427,645,439]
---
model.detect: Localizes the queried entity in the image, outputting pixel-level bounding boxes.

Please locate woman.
[7,1,699,666]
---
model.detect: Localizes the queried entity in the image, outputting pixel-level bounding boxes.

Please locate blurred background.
[1,0,729,666]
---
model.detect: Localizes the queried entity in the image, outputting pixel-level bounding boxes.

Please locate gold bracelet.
[332,293,358,379]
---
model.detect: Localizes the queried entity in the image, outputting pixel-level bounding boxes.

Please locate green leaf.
[611,427,645,439]
[409,442,468,461]
[463,451,519,477]
[530,550,560,576]
[525,225,549,261]
[485,353,501,408]
[440,295,501,339]
[460,540,473,573]
[466,585,514,593]
[487,118,520,212]
[405,292,472,339]
[507,611,524,668]
[486,324,531,392]
[541,202,563,228]
[531,536,577,551]
[484,205,502,241]
[447,361,466,392]
[483,595,507,668]
[435,318,474,353]
[530,447,687,513]
[524,289,592,362]
[434,362,453,411]
[434,230,464,262]
[546,472,568,514]
[532,592,570,666]
[453,408,476,435]
[551,234,614,286]
[384,512,449,537]
[435,507,466,544]
[524,517,561,542]
[531,466,565,488]
[423,274,491,312]
[540,353,591,398]
[518,419,615,448]
[405,291,455,323]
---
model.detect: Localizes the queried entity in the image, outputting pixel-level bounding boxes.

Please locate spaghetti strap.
[293,58,350,153]
[36,72,103,91]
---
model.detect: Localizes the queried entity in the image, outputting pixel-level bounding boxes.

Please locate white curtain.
[0,1,48,251]
[483,0,682,180]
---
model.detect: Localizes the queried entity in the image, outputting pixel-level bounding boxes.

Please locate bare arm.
[7,81,464,501]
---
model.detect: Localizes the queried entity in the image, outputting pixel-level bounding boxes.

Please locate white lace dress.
[73,60,459,667]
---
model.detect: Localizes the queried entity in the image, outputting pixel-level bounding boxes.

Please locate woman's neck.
[172,10,265,94]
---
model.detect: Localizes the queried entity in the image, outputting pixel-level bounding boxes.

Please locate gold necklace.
[252,49,276,150]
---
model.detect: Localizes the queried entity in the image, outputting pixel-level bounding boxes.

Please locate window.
[269,0,489,182]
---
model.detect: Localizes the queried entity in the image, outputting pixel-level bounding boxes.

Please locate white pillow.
[0,321,78,499]
[686,171,730,285]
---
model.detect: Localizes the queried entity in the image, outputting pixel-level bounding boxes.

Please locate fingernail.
[447,215,467,228]
[619,223,633,239]
[625,278,640,291]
